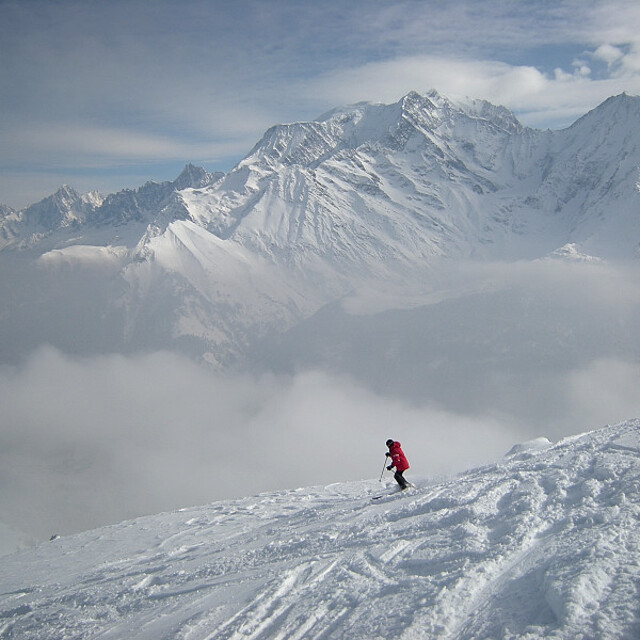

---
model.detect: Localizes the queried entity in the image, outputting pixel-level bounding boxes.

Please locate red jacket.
[388,441,409,472]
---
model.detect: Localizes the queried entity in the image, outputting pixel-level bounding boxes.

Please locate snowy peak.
[0,204,18,245]
[90,164,222,228]
[538,92,640,256]
[89,180,179,228]
[0,165,218,248]
[554,92,640,163]
[241,91,524,172]
[0,185,105,249]
[2,420,640,639]
[558,92,640,153]
[0,204,14,221]
[21,185,96,231]
[569,92,640,131]
[241,120,341,168]
[173,163,223,191]
[2,92,640,362]
[197,89,543,273]
[543,243,603,263]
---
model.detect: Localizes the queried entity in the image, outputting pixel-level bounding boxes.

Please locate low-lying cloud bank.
[1,344,640,543]
[2,257,640,545]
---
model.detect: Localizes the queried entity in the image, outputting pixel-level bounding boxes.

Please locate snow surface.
[2,420,639,639]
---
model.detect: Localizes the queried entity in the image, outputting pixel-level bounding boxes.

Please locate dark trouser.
[394,470,408,489]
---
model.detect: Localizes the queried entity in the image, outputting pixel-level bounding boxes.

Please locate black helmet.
[386,439,394,447]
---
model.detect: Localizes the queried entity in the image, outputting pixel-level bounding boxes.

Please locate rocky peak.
[173,163,221,190]
[21,185,89,231]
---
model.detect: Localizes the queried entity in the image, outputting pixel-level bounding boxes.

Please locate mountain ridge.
[0,91,639,365]
[2,91,638,258]
[0,163,224,250]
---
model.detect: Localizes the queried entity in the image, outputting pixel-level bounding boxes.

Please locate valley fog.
[2,257,639,542]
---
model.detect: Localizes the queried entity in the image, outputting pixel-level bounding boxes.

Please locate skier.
[385,439,410,490]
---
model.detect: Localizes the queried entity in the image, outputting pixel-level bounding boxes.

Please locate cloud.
[585,1,640,46]
[0,347,520,541]
[567,358,640,429]
[0,349,270,538]
[617,44,640,76]
[297,1,640,128]
[1,124,248,167]
[1,258,640,542]
[593,44,625,65]
[306,50,640,130]
[307,56,543,107]
[256,256,640,442]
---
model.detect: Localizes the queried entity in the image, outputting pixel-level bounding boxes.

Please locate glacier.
[1,419,639,639]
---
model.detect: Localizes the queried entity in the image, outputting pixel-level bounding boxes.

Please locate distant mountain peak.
[603,91,637,104]
[55,183,78,196]
[173,163,222,191]
[568,91,640,131]
[401,89,437,108]
[20,184,93,232]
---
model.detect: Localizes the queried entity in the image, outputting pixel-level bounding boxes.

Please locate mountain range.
[1,90,640,368]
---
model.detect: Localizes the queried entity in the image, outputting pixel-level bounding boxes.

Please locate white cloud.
[585,1,640,47]
[307,56,542,108]
[593,44,624,65]
[2,123,248,166]
[0,348,519,541]
[1,259,640,541]
[619,45,640,75]
[306,52,640,130]
[572,62,592,78]
[567,359,640,429]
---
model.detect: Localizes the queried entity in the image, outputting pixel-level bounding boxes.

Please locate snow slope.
[2,419,639,639]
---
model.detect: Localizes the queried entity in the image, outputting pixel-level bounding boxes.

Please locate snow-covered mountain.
[1,91,639,366]
[0,164,223,251]
[1,419,639,639]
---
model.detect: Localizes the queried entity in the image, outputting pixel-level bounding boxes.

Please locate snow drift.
[1,419,639,639]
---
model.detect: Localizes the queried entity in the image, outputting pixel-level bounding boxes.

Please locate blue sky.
[2,0,640,209]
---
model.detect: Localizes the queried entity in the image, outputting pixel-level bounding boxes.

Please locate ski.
[371,484,416,500]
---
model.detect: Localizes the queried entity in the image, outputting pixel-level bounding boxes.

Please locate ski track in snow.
[2,420,640,639]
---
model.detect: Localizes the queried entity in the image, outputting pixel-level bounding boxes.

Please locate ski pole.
[379,457,387,482]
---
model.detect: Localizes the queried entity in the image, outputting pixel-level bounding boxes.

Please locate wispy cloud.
[2,123,248,166]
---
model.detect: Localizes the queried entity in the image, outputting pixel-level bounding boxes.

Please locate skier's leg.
[395,470,408,489]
